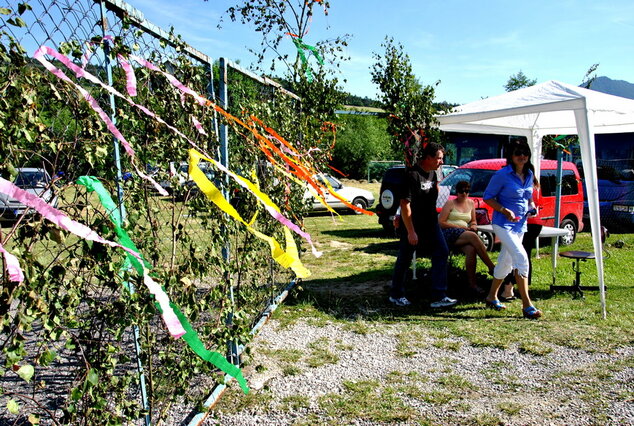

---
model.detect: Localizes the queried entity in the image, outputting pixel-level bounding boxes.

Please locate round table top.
[560,250,595,260]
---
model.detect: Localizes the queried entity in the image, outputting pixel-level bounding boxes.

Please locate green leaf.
[28,413,40,424]
[70,387,82,401]
[6,163,18,179]
[39,349,57,366]
[18,3,32,15]
[16,364,34,382]
[7,17,26,27]
[6,399,19,415]
[86,368,98,386]
[0,7,11,15]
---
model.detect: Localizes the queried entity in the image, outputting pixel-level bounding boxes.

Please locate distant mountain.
[588,76,634,100]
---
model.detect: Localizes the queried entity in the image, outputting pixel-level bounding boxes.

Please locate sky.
[127,0,634,105]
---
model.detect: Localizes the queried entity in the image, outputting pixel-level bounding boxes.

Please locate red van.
[437,159,585,250]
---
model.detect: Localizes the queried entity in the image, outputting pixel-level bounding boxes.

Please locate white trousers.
[492,224,529,279]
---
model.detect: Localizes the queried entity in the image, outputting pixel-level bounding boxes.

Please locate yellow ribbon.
[188,149,310,278]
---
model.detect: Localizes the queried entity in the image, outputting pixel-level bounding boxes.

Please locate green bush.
[331,114,394,179]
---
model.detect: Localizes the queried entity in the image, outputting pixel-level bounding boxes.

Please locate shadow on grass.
[321,227,393,240]
[353,240,400,255]
[290,262,539,321]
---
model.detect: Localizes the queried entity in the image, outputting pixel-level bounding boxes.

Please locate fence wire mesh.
[1,0,302,423]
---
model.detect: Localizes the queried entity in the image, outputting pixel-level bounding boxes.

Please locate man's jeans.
[390,222,449,301]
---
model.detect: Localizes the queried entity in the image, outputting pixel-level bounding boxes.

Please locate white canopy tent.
[436,80,634,318]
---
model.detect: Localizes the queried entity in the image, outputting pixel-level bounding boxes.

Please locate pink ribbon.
[0,178,185,338]
[129,55,208,106]
[0,243,24,283]
[117,55,137,97]
[32,46,167,196]
[191,116,207,135]
[34,45,321,257]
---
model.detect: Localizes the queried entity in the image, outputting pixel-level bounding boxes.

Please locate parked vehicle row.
[376,164,459,233]
[377,159,585,250]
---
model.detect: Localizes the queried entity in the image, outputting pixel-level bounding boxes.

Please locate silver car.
[0,168,57,221]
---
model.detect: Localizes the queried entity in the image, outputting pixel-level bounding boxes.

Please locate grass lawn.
[292,182,634,354]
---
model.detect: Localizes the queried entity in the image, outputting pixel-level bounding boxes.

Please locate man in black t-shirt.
[389,142,458,309]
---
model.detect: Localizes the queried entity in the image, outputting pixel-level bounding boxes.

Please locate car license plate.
[612,204,634,213]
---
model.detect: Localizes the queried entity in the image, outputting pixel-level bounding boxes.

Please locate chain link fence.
[0,0,307,423]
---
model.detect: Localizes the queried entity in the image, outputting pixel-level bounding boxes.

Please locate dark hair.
[456,180,470,193]
[505,139,539,186]
[420,142,444,160]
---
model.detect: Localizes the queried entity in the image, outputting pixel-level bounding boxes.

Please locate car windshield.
[439,168,496,197]
[14,171,48,188]
[317,174,342,189]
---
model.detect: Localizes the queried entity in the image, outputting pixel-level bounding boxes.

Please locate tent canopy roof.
[436,80,634,137]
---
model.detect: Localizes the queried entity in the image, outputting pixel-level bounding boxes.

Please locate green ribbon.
[552,134,573,152]
[76,176,249,393]
[291,37,324,82]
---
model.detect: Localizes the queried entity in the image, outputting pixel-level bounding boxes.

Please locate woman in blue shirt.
[483,140,542,319]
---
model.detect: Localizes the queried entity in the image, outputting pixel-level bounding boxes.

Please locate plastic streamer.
[188,149,311,278]
[327,164,348,177]
[321,121,337,158]
[134,48,353,216]
[32,46,167,196]
[0,243,24,283]
[287,34,324,82]
[188,150,322,257]
[76,176,248,394]
[553,135,572,154]
[80,36,137,97]
[248,115,373,215]
[0,178,185,338]
[191,116,208,135]
[33,45,332,249]
[117,54,138,97]
[128,54,208,106]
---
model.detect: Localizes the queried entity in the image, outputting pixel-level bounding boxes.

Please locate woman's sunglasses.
[457,189,470,194]
[513,149,530,156]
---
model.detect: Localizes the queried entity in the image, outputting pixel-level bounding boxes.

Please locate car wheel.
[559,218,577,246]
[351,197,368,214]
[477,230,494,251]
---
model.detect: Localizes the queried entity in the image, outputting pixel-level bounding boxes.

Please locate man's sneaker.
[388,296,411,307]
[430,296,458,309]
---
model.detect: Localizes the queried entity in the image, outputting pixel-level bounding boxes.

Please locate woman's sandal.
[485,299,506,311]
[523,306,542,319]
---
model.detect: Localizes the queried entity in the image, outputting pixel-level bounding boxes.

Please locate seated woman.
[438,180,496,295]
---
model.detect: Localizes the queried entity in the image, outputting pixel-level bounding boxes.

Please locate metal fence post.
[218,58,240,368]
[206,60,220,152]
[98,2,150,424]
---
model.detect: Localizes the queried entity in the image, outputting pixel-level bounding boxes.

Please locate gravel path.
[205,319,634,425]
